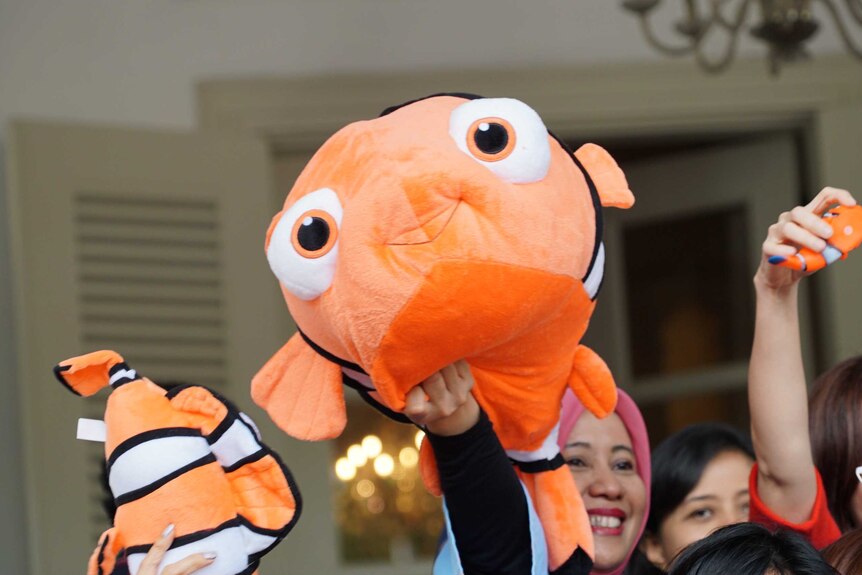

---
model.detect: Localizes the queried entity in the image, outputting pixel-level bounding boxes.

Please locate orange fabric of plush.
[254,94,635,569]
[252,334,347,441]
[88,528,120,575]
[56,349,124,397]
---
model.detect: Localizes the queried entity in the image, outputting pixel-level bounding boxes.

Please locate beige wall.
[0,0,849,132]
[0,143,28,575]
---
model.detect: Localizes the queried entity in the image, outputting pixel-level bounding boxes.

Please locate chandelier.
[622,0,862,73]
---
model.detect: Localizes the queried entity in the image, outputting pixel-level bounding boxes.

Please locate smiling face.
[644,449,753,569]
[563,412,647,573]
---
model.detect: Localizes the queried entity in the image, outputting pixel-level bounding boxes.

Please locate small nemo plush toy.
[55,350,301,575]
[252,93,634,570]
[769,204,862,272]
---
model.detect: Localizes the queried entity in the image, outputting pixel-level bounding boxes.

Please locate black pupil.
[473,122,509,155]
[297,217,330,251]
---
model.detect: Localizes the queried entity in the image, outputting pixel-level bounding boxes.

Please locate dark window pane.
[640,389,750,448]
[623,208,753,378]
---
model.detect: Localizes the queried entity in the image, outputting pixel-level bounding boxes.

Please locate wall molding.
[197,56,862,149]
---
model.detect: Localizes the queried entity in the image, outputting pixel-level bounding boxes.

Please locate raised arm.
[750,187,856,523]
[404,361,538,575]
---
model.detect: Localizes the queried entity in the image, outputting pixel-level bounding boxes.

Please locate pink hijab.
[557,389,651,575]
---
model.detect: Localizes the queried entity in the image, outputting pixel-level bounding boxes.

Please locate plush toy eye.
[291,210,338,259]
[266,188,343,301]
[467,118,516,162]
[450,98,551,184]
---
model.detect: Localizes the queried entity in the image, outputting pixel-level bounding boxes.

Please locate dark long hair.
[645,422,754,535]
[809,356,862,533]
[667,523,836,575]
[821,527,862,574]
[626,423,754,575]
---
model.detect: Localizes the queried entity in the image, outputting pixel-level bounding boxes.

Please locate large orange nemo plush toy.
[252,94,634,571]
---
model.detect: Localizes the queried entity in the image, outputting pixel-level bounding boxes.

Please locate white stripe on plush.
[209,419,263,469]
[342,367,374,389]
[240,523,278,556]
[109,435,210,499]
[109,368,137,386]
[238,412,261,441]
[823,244,842,265]
[126,527,249,575]
[583,243,605,300]
[506,422,560,463]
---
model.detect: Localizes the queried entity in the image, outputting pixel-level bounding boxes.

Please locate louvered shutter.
[7,122,283,574]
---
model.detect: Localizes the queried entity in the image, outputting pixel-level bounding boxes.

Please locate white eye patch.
[449,98,551,184]
[267,188,343,301]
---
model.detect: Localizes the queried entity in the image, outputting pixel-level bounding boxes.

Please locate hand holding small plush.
[767,191,862,273]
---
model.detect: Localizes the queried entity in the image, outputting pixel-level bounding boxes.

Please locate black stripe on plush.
[222,449,267,474]
[378,92,483,117]
[206,411,237,445]
[124,518,241,555]
[114,453,216,507]
[106,427,204,472]
[509,453,565,474]
[52,364,81,396]
[551,132,604,298]
[108,362,131,376]
[341,374,412,424]
[296,328,365,373]
[96,532,109,575]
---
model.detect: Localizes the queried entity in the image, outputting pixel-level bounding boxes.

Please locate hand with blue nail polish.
[757,187,857,292]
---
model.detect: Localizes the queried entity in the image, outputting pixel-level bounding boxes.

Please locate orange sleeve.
[748,462,841,549]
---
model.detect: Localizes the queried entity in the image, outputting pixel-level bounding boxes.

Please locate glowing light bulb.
[414,430,425,450]
[374,453,395,477]
[347,444,367,467]
[334,457,356,482]
[356,479,376,498]
[399,446,419,468]
[362,435,383,458]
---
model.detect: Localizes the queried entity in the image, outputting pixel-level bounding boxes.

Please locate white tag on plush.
[77,418,106,442]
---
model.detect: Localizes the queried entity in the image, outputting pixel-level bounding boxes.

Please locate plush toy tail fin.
[54,350,133,397]
[88,527,121,575]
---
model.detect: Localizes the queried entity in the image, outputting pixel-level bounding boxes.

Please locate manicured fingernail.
[161,524,175,538]
[203,552,217,561]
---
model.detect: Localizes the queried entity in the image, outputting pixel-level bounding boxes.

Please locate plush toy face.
[265,95,625,411]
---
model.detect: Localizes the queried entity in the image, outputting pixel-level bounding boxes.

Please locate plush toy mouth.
[388,201,460,246]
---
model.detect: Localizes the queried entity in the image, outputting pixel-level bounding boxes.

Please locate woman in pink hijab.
[558,389,651,575]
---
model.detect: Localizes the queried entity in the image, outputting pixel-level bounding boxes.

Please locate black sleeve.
[426,408,534,575]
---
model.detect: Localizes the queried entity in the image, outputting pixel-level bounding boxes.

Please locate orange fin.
[252,333,347,441]
[568,345,617,418]
[516,467,593,570]
[574,143,634,209]
[169,386,230,435]
[226,453,300,541]
[54,350,127,397]
[419,438,442,497]
[88,527,121,575]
